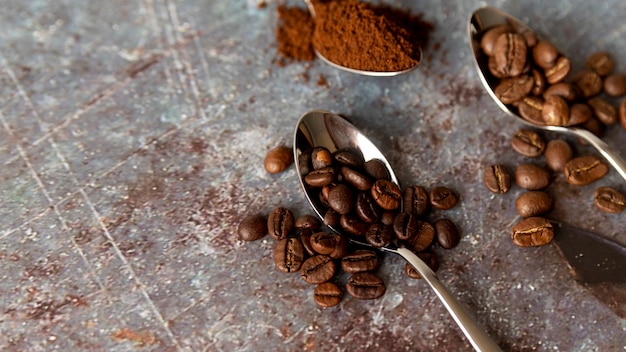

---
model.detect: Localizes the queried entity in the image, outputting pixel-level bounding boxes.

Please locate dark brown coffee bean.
[341,250,380,273]
[364,159,390,180]
[298,148,313,176]
[406,221,435,252]
[593,187,625,214]
[346,272,386,300]
[544,139,573,172]
[511,129,546,157]
[371,179,402,210]
[495,74,534,104]
[588,97,617,125]
[334,149,363,169]
[531,69,547,96]
[393,212,418,241]
[429,186,458,210]
[483,164,511,194]
[314,282,343,307]
[355,192,381,223]
[544,56,571,84]
[518,96,545,125]
[620,98,626,132]
[238,214,267,241]
[341,166,372,191]
[515,163,551,190]
[304,167,336,187]
[365,223,393,248]
[564,155,608,186]
[574,70,603,98]
[274,237,305,273]
[299,228,316,256]
[532,40,558,70]
[542,95,569,126]
[339,214,368,236]
[603,74,626,97]
[327,183,354,215]
[434,219,460,249]
[515,191,553,218]
[380,211,397,226]
[543,82,579,102]
[310,232,348,259]
[264,146,293,174]
[311,146,333,169]
[405,251,439,279]
[480,24,511,56]
[268,207,295,240]
[510,217,554,247]
[300,255,336,284]
[568,103,592,126]
[493,33,527,77]
[296,214,321,230]
[324,209,340,228]
[403,186,429,216]
[581,116,605,139]
[585,51,614,76]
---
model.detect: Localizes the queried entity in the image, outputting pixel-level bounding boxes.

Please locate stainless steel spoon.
[303,0,421,77]
[293,110,502,352]
[468,6,626,181]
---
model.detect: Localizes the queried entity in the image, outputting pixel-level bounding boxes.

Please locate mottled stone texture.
[0,0,625,351]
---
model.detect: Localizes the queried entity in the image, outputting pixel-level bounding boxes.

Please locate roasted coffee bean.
[493,33,527,77]
[581,116,605,139]
[564,155,608,186]
[488,55,506,78]
[544,139,573,172]
[268,207,295,240]
[620,98,626,132]
[429,186,459,210]
[299,228,316,256]
[393,212,418,241]
[324,209,340,227]
[403,185,429,216]
[406,220,435,252]
[365,223,393,248]
[364,159,390,180]
[311,146,333,169]
[339,213,368,236]
[574,70,603,98]
[304,167,336,187]
[515,163,551,190]
[603,74,626,97]
[327,183,354,215]
[585,51,614,77]
[510,217,554,247]
[296,214,321,230]
[341,166,372,191]
[314,282,343,307]
[346,272,386,300]
[300,255,336,284]
[542,95,569,126]
[480,24,511,56]
[310,232,348,259]
[588,97,617,125]
[238,214,268,241]
[274,237,305,273]
[532,40,558,70]
[334,149,363,169]
[568,103,592,126]
[544,56,571,84]
[593,187,625,214]
[434,219,460,249]
[405,251,439,279]
[515,191,553,218]
[341,250,380,273]
[380,211,397,226]
[531,69,547,96]
[543,82,579,102]
[511,129,546,157]
[483,164,511,194]
[371,179,402,210]
[355,192,381,223]
[264,146,293,174]
[518,96,545,125]
[495,74,534,104]
[521,29,538,47]
[298,148,313,176]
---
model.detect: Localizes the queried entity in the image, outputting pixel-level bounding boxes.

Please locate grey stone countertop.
[0,0,625,351]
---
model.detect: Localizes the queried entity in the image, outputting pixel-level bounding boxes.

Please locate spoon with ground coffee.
[468,6,626,181]
[304,0,422,77]
[294,110,502,352]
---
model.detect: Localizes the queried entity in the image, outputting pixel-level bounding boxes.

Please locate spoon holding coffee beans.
[468,6,626,181]
[294,110,502,352]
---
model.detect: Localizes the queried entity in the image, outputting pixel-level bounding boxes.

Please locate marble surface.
[0,0,625,351]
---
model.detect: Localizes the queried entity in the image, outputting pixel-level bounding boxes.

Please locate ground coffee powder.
[276,5,315,64]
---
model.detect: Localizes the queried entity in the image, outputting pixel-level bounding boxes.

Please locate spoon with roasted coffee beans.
[468,6,626,181]
[294,110,502,352]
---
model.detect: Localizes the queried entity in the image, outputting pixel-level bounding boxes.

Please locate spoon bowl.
[294,110,502,352]
[468,6,626,181]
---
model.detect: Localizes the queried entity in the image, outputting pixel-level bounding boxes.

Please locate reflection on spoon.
[293,110,502,352]
[467,6,626,182]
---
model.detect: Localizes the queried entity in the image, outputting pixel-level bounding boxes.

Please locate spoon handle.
[570,127,626,182]
[396,247,503,352]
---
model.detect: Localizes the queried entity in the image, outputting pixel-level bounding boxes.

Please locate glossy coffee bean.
[295,214,321,230]
[365,223,393,248]
[511,217,554,247]
[568,103,592,126]
[334,149,363,169]
[339,214,368,236]
[405,251,439,279]
[574,70,603,98]
[274,237,305,273]
[603,74,626,97]
[493,33,527,77]
[238,214,268,241]
[434,219,460,249]
[480,24,511,56]
[542,95,569,126]
[314,282,343,307]
[324,209,340,228]
[531,69,547,96]
[510,129,545,157]
[515,191,553,218]
[515,163,551,190]
[341,166,372,191]
[300,255,336,284]
[593,187,625,214]
[429,186,459,210]
[341,250,380,274]
[532,40,558,69]
[371,179,402,210]
[564,155,608,186]
[544,139,573,172]
[518,96,545,125]
[495,74,534,104]
[406,221,435,252]
[346,272,386,300]
[310,231,348,259]
[380,211,397,226]
[403,185,429,216]
[364,159,390,180]
[588,97,617,126]
[393,212,418,241]
[311,146,333,169]
[585,51,614,77]
[355,192,381,223]
[483,164,511,194]
[581,117,605,139]
[264,145,293,174]
[327,183,354,215]
[544,56,571,84]
[304,167,336,187]
[298,228,316,256]
[268,207,295,240]
[543,82,579,102]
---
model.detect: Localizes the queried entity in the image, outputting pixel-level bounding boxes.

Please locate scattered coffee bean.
[573,70,603,98]
[339,213,368,236]
[301,255,336,284]
[264,145,293,174]
[406,220,435,252]
[567,103,592,126]
[274,237,305,273]
[511,129,546,157]
[544,139,573,172]
[365,223,393,248]
[515,163,551,190]
[593,187,625,214]
[346,272,386,300]
[393,211,419,241]
[296,214,321,230]
[314,282,343,307]
[268,207,295,240]
[515,191,554,218]
[429,186,459,210]
[603,73,626,97]
[563,155,608,186]
[434,218,460,249]
[483,164,511,194]
[510,217,554,247]
[403,185,429,216]
[371,179,402,210]
[299,228,316,256]
[586,51,614,76]
[310,231,348,259]
[238,214,268,241]
[588,96,617,125]
[341,250,380,273]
